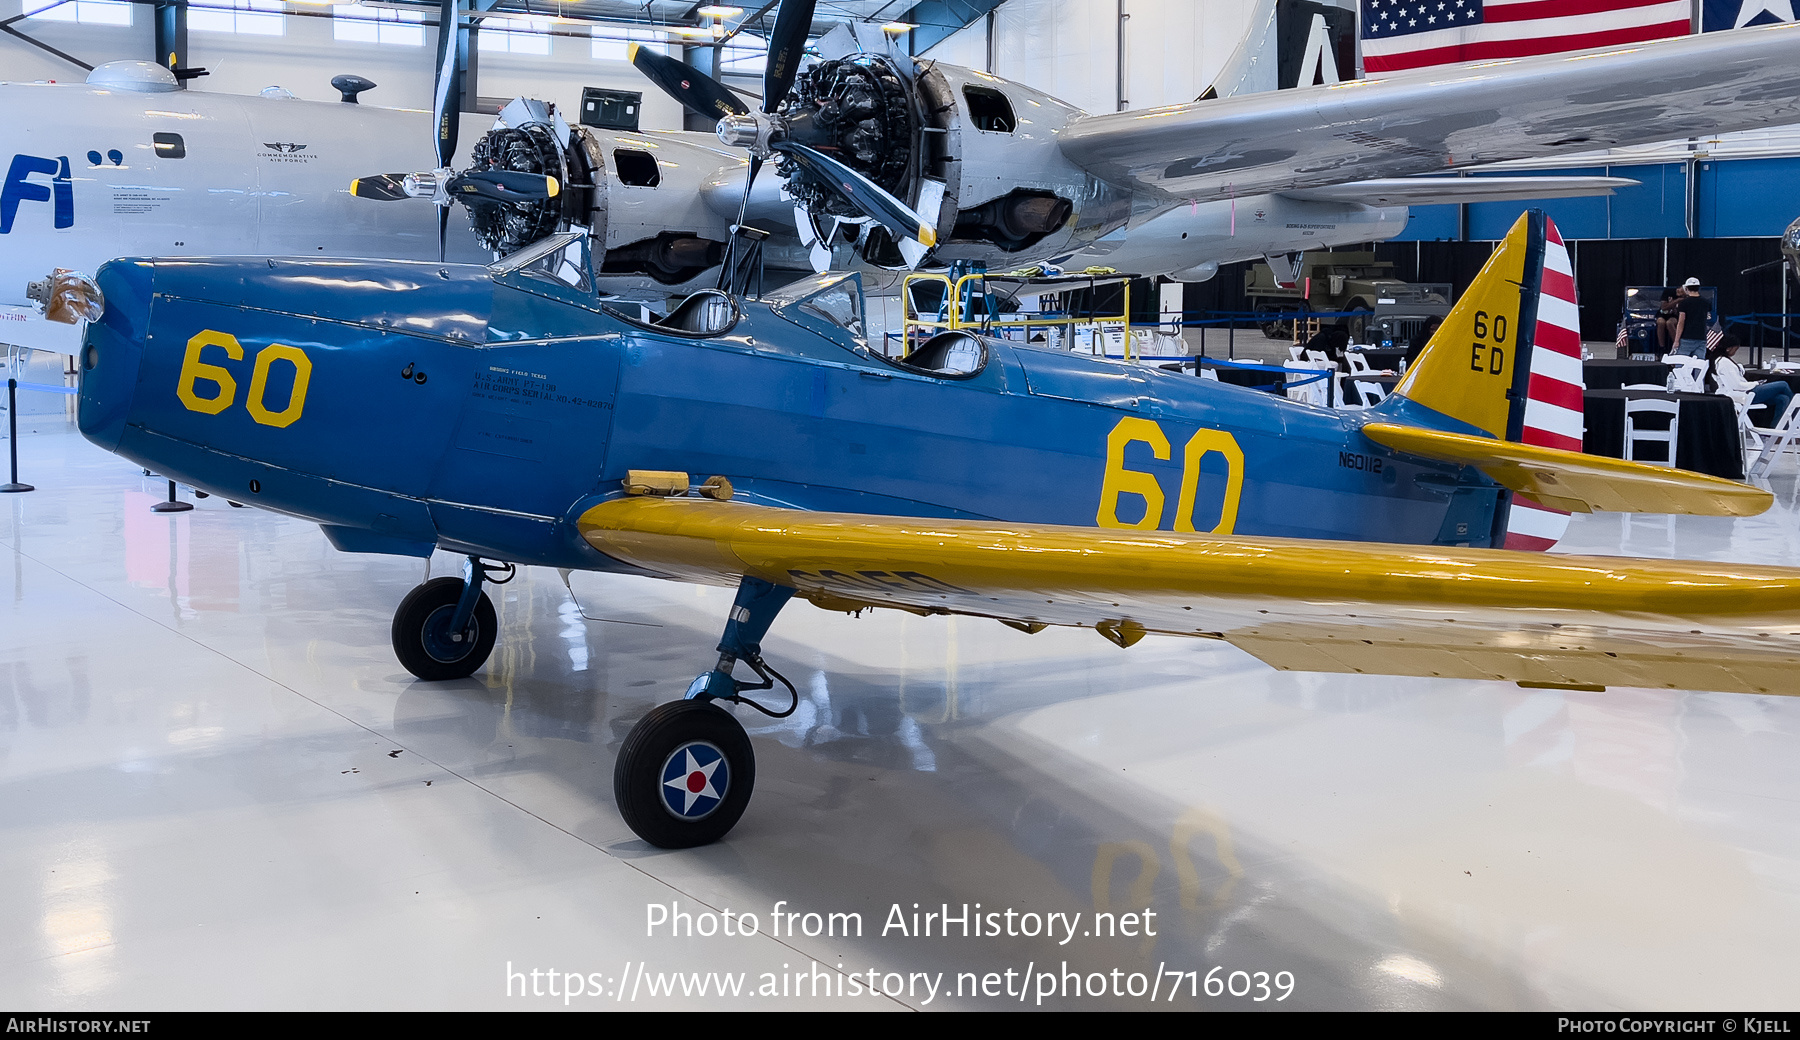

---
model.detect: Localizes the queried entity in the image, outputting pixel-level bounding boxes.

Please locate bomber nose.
[77,259,154,452]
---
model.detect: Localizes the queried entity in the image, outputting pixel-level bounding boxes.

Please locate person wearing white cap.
[1671,277,1711,357]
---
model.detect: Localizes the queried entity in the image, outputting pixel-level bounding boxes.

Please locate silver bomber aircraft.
[6,0,1663,356]
[0,59,811,357]
[12,2,1800,349]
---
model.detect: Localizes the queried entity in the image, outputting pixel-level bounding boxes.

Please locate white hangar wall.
[0,1,688,131]
[923,0,1340,113]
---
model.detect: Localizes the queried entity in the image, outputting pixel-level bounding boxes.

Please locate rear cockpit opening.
[891,332,987,378]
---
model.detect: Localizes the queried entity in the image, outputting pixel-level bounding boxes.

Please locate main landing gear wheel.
[614,700,755,849]
[391,576,498,681]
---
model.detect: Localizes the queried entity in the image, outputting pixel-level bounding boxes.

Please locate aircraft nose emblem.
[401,362,427,384]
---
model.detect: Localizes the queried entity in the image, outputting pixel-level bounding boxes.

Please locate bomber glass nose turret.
[77,258,155,453]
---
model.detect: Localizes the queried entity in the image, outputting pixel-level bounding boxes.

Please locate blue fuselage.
[77,258,1506,571]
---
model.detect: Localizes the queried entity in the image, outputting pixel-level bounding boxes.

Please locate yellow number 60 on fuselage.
[1096,416,1244,533]
[176,330,313,429]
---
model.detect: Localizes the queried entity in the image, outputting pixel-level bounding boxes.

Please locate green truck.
[1245,250,1454,343]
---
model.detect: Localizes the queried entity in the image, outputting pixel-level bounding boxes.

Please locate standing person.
[1671,277,1711,357]
[1708,334,1793,422]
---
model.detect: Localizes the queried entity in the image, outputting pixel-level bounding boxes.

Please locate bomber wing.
[578,497,1800,696]
[1058,23,1800,201]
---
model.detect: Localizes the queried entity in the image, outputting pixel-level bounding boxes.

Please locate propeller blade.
[349,173,410,201]
[762,0,818,113]
[438,204,449,264]
[433,0,461,170]
[775,142,936,248]
[445,170,561,202]
[630,44,748,119]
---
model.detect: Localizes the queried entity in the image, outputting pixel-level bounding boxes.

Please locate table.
[1350,347,1406,372]
[1584,358,1669,391]
[1745,370,1800,396]
[1199,360,1288,391]
[1583,388,1742,480]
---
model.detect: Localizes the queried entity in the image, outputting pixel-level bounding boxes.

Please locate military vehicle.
[1245,250,1453,342]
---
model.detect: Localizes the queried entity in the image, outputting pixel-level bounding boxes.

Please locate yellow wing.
[578,497,1800,696]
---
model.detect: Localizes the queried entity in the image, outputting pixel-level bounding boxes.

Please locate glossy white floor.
[3,422,1800,1012]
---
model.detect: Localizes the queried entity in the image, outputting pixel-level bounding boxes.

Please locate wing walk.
[576,497,1800,695]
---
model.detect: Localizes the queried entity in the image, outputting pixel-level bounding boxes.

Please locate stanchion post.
[2,377,34,494]
[151,478,192,514]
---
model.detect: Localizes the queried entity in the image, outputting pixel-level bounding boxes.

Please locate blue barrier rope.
[12,382,76,396]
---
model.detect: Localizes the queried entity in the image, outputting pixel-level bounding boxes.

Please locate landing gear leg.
[614,576,797,848]
[390,556,508,680]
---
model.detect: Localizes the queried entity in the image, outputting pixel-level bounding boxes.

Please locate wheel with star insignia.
[614,699,756,848]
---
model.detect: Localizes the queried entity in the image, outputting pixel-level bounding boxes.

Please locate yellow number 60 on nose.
[177,330,313,428]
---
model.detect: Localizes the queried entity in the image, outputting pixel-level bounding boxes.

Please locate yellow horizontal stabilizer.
[577,497,1800,695]
[1361,421,1772,516]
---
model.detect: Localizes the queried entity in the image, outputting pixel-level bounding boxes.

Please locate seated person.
[1707,334,1794,423]
[1403,315,1443,370]
[1302,325,1353,369]
[1655,290,1680,352]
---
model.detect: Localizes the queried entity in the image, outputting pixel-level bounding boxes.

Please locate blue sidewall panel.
[1392,203,1459,241]
[1606,163,1688,239]
[1467,168,1610,241]
[1697,157,1800,239]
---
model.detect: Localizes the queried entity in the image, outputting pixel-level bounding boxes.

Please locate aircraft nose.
[77,259,154,453]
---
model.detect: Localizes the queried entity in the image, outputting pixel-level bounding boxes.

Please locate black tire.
[1340,301,1372,343]
[614,699,755,849]
[390,576,498,681]
[1256,306,1289,340]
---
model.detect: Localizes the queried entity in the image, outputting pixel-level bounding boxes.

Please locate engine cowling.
[458,104,759,297]
[767,56,1130,271]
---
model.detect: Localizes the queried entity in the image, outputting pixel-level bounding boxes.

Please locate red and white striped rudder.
[1504,218,1583,552]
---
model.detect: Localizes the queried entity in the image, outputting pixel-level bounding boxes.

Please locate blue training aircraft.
[70,211,1800,848]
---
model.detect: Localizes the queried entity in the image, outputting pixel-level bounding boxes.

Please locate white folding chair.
[1661,355,1707,393]
[1624,397,1681,466]
[1747,395,1800,479]
[1303,349,1331,365]
[1282,360,1334,407]
[1345,351,1374,376]
[1199,367,1219,381]
[1348,380,1388,408]
[1288,345,1305,361]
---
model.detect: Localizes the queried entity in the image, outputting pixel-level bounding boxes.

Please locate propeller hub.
[717,112,777,158]
[403,169,450,205]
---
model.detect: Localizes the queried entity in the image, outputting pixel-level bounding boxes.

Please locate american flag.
[1360,0,1694,74]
